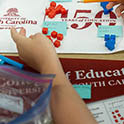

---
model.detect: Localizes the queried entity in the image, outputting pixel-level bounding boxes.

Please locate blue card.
[50,0,72,2]
[0,59,4,64]
[97,25,123,37]
[42,21,67,36]
[73,85,91,99]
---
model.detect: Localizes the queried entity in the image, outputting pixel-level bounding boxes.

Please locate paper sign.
[50,0,72,2]
[73,85,91,99]
[42,21,67,36]
[97,25,123,37]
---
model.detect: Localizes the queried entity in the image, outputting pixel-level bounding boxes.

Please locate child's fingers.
[29,34,39,39]
[11,27,20,43]
[115,4,124,17]
[121,13,124,19]
[29,35,34,39]
[19,27,26,36]
[11,27,27,44]
[106,2,118,9]
[32,33,47,40]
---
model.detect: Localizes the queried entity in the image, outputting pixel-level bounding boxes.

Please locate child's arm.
[11,28,98,124]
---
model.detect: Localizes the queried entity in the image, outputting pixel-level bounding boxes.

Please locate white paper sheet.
[44,0,124,54]
[0,0,46,53]
[88,95,124,124]
[0,0,124,54]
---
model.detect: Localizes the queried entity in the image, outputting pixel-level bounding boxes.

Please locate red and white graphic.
[44,1,124,54]
[4,8,20,16]
[0,0,45,53]
[0,8,37,30]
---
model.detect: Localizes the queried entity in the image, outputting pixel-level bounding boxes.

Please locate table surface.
[3,51,124,61]
[58,52,124,60]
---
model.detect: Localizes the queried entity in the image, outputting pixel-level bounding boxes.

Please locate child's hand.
[11,27,59,73]
[107,1,124,19]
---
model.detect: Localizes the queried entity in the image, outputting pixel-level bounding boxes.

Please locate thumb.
[10,27,26,44]
[106,2,117,9]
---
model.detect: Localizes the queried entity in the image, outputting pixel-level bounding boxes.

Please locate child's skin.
[11,28,98,124]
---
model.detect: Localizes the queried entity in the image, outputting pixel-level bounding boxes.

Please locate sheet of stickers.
[0,0,123,54]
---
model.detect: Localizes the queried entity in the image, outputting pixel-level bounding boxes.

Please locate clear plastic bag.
[0,65,55,124]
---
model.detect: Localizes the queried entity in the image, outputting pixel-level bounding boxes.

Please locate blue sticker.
[97,25,123,37]
[42,21,67,36]
[73,85,91,99]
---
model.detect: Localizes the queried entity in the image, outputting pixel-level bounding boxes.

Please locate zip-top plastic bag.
[0,65,55,124]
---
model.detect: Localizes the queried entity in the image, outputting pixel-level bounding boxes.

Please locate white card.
[0,0,46,53]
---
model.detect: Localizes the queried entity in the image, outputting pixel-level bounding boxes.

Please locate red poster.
[6,56,124,103]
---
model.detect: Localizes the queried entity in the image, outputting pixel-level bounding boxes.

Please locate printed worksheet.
[88,95,124,124]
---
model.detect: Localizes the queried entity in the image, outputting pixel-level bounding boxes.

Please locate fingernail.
[106,5,110,9]
[106,4,111,9]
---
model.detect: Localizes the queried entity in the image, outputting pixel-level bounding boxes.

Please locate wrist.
[39,57,62,74]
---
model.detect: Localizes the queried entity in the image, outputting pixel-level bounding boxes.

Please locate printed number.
[62,9,117,30]
[71,10,92,30]
[45,7,117,30]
